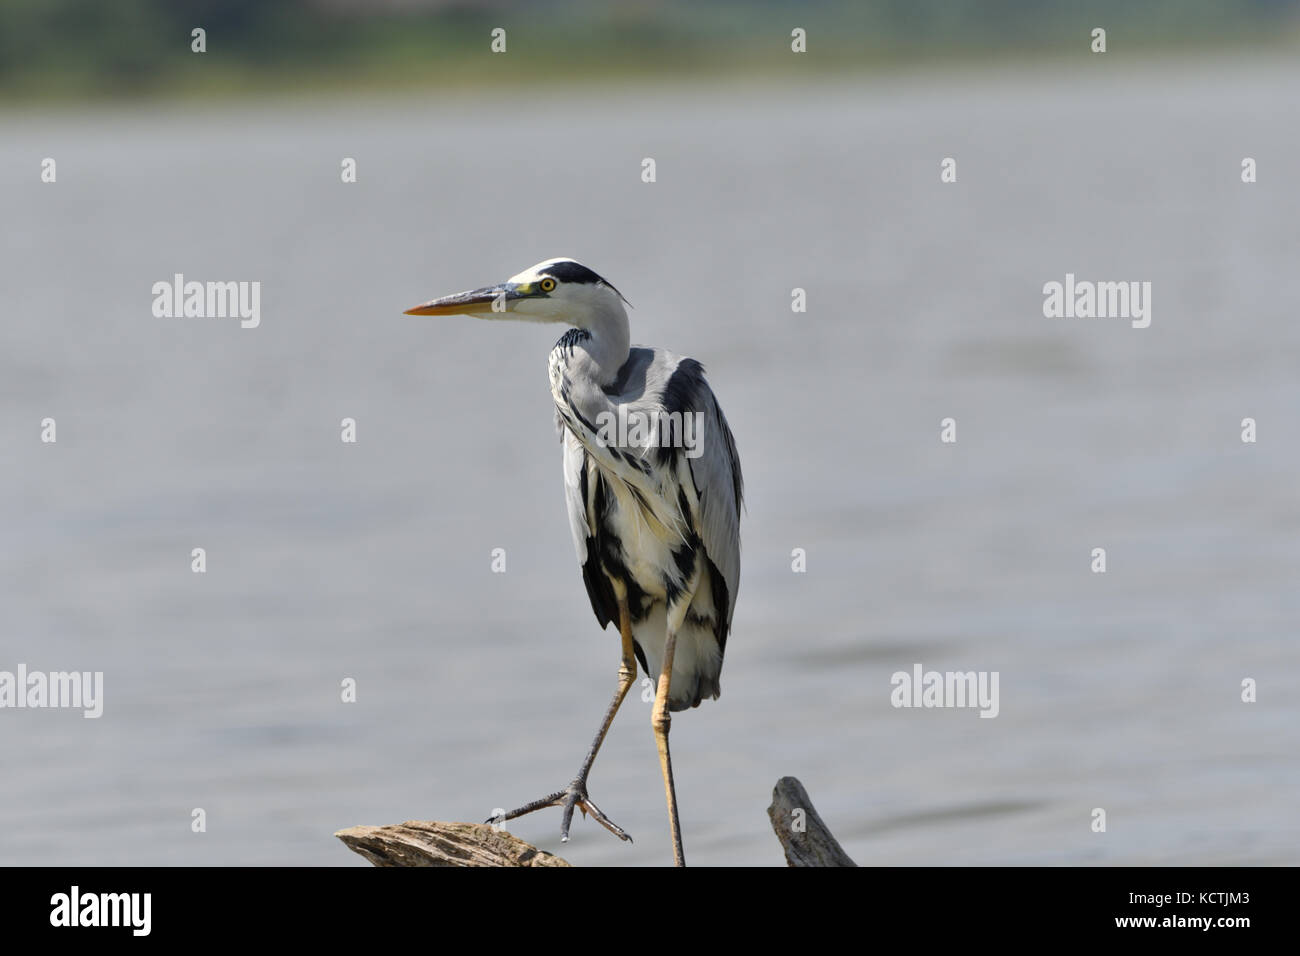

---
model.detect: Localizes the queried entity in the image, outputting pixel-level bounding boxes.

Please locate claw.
[495,781,633,845]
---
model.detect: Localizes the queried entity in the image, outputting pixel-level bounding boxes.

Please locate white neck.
[569,295,630,386]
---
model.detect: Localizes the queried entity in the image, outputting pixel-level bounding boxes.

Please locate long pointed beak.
[404,283,516,316]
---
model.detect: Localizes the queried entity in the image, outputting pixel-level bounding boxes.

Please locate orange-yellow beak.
[403,283,517,316]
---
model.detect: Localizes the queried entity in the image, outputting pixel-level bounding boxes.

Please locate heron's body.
[405,257,742,865]
[553,341,742,711]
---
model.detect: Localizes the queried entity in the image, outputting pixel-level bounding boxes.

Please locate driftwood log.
[766,775,857,867]
[336,821,571,867]
[336,776,854,867]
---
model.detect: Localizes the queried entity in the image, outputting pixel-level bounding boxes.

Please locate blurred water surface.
[2,59,1298,865]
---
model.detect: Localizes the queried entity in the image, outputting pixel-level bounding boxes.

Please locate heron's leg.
[571,603,638,784]
[490,592,638,843]
[653,568,700,868]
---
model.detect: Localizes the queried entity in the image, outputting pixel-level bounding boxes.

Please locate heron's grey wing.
[657,358,744,641]
[688,385,743,638]
[562,425,618,630]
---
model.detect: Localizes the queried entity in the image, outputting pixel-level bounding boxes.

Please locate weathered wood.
[338,777,853,866]
[335,821,571,867]
[766,776,857,867]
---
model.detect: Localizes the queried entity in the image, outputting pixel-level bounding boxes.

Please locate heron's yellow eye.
[540,277,557,293]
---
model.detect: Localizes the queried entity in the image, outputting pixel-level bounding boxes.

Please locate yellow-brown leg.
[651,633,684,866]
[653,569,699,867]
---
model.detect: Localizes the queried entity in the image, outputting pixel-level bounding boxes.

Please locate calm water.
[2,59,1298,866]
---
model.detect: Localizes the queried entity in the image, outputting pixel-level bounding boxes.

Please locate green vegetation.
[2,0,1297,103]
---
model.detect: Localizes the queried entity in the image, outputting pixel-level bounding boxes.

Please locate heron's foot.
[487,781,633,844]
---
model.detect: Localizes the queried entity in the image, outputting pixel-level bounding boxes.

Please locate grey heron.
[405,258,743,866]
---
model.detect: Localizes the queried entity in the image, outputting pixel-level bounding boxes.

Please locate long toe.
[560,789,581,842]
[496,789,568,823]
[491,783,632,845]
[579,795,633,842]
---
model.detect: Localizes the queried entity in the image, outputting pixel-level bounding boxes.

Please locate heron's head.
[404,257,629,327]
